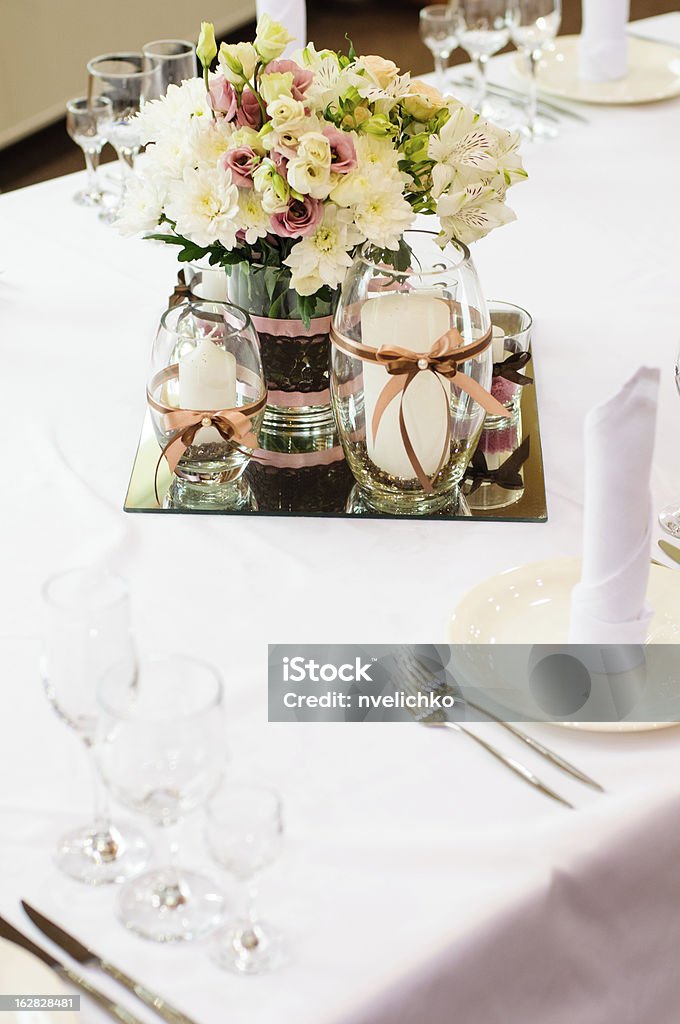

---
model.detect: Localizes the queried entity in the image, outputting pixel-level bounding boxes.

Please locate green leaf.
[345,34,357,62]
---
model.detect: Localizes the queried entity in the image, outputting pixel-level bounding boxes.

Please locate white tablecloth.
[1,50,680,1024]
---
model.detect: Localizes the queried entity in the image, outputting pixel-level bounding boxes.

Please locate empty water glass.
[458,0,511,114]
[419,5,461,92]
[508,0,562,139]
[65,96,113,206]
[143,39,197,92]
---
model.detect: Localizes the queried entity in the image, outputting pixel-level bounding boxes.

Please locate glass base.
[346,482,469,517]
[54,821,149,885]
[263,402,335,436]
[211,920,283,975]
[659,504,680,539]
[166,473,256,512]
[117,867,224,943]
[98,203,121,225]
[73,190,104,207]
[517,115,559,141]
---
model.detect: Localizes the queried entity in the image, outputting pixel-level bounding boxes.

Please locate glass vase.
[227,262,336,435]
[147,300,266,511]
[331,230,497,516]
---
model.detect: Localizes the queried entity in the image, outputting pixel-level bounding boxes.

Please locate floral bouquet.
[121,15,526,424]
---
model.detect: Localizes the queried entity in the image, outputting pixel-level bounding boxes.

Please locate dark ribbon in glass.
[465,436,531,493]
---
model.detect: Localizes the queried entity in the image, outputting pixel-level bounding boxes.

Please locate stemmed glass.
[205,785,284,974]
[419,5,461,93]
[143,40,197,93]
[508,0,562,139]
[65,96,112,207]
[659,344,680,539]
[40,568,149,884]
[97,656,227,942]
[87,53,161,224]
[458,0,511,114]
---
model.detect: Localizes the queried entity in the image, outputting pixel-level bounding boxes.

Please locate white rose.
[266,95,307,128]
[298,131,331,169]
[287,156,332,200]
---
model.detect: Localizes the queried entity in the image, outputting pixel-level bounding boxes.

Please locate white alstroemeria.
[166,165,240,249]
[437,181,517,245]
[117,173,165,235]
[428,105,499,192]
[284,205,362,294]
[287,154,332,199]
[136,78,211,144]
[238,190,270,244]
[302,54,365,111]
[491,127,528,187]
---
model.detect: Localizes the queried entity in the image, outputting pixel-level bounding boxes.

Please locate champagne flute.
[143,40,197,93]
[508,0,561,139]
[419,5,461,93]
[458,0,511,115]
[41,568,149,884]
[97,656,227,942]
[659,343,680,538]
[205,785,284,974]
[87,53,161,224]
[65,96,112,207]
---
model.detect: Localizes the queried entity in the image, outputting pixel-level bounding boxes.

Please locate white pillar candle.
[179,337,237,446]
[361,294,451,480]
[190,263,229,301]
[491,325,506,363]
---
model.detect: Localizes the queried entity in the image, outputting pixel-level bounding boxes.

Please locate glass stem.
[475,54,488,113]
[82,146,101,198]
[114,148,137,206]
[85,741,111,835]
[527,50,539,136]
[156,820,186,908]
[434,52,448,93]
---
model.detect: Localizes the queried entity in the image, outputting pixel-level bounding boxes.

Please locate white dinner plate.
[514,35,680,105]
[449,557,680,733]
[0,937,79,1024]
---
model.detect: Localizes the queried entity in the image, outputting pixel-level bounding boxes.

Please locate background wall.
[0,0,256,148]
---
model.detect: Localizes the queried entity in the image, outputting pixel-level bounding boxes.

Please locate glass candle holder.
[147,301,266,510]
[331,230,501,515]
[487,300,533,425]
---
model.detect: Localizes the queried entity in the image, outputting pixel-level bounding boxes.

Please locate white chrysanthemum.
[284,205,362,295]
[190,116,235,170]
[141,133,195,188]
[117,174,165,236]
[166,165,239,249]
[352,183,414,249]
[137,78,211,144]
[330,135,411,247]
[238,190,270,244]
[437,181,516,245]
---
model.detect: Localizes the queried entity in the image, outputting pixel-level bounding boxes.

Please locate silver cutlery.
[393,650,574,809]
[658,539,680,565]
[21,903,199,1024]
[455,74,590,123]
[0,915,144,1024]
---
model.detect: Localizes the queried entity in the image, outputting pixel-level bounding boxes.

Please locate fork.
[454,74,590,124]
[392,649,574,809]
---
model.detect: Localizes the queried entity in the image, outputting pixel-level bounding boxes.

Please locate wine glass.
[65,96,112,207]
[659,344,680,539]
[508,0,562,139]
[87,53,161,224]
[419,5,461,93]
[142,40,197,93]
[458,0,511,115]
[97,656,227,942]
[40,568,149,884]
[205,785,284,974]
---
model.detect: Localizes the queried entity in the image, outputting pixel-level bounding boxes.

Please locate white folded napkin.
[628,13,680,49]
[569,367,660,645]
[256,0,306,56]
[579,0,630,82]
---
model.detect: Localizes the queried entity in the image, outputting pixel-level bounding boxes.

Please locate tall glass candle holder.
[147,301,266,510]
[330,230,505,515]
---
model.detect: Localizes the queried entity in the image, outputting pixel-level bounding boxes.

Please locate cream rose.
[218,41,258,85]
[255,14,294,63]
[403,80,445,120]
[360,54,400,89]
[297,131,331,169]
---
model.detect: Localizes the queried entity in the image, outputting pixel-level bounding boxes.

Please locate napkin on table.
[256,0,306,56]
[579,0,630,82]
[569,367,660,645]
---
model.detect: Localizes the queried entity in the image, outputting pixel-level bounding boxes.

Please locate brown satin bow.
[492,350,533,386]
[147,364,265,505]
[331,324,508,493]
[465,435,531,493]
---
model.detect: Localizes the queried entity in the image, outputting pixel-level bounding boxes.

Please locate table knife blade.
[21,902,200,1024]
[658,539,680,565]
[0,914,144,1024]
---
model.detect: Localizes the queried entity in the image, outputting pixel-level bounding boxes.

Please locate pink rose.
[223,147,259,188]
[236,86,263,129]
[263,59,314,101]
[323,126,357,174]
[208,72,237,120]
[271,149,288,175]
[270,195,323,238]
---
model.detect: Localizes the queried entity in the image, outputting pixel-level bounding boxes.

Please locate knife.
[659,539,680,565]
[0,915,144,1024]
[21,903,199,1024]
